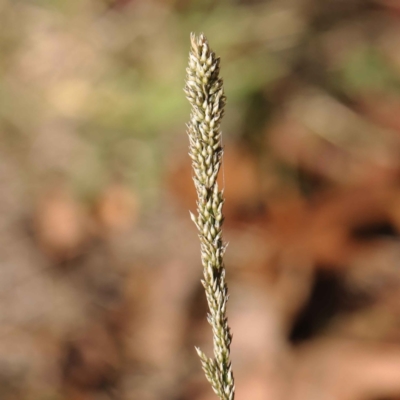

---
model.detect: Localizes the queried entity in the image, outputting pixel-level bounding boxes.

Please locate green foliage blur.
[0,0,305,205]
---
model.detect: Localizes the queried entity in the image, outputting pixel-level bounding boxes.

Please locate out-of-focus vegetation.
[0,0,300,204]
[3,0,400,400]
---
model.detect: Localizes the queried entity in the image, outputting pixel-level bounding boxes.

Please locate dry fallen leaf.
[33,183,89,263]
[290,338,400,400]
[94,182,139,236]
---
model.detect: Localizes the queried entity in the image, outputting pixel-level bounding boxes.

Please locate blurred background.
[3,0,400,399]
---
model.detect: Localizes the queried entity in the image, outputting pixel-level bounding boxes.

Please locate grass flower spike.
[184,33,235,400]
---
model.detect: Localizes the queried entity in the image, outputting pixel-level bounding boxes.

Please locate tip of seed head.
[190,32,209,53]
